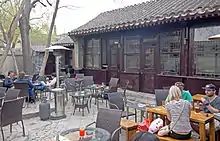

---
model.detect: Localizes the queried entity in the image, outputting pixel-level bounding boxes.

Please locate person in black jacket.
[3,71,15,88]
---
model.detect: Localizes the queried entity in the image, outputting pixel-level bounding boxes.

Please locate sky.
[53,0,148,34]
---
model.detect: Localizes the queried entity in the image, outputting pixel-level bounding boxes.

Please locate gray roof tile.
[69,0,220,36]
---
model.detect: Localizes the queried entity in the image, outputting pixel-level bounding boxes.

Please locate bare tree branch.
[0,23,8,43]
[38,1,47,7]
[30,15,44,21]
[59,5,80,10]
[8,0,25,43]
[46,0,52,6]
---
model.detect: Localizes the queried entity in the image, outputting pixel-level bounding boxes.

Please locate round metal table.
[58,127,111,141]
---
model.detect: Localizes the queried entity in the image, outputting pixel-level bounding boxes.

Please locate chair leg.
[21,120,25,136]
[1,126,4,141]
[105,100,108,107]
[87,106,90,113]
[135,109,137,123]
[10,124,12,133]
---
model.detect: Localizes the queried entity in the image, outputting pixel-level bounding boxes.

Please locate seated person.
[165,82,193,103]
[3,71,15,89]
[15,72,36,103]
[161,85,192,140]
[40,73,56,88]
[191,84,220,135]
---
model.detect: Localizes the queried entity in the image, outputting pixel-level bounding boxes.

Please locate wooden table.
[147,106,215,141]
[120,118,138,141]
[192,94,206,110]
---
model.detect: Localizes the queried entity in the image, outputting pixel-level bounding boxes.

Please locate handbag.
[158,101,186,136]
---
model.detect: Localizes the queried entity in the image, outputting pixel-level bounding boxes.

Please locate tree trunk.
[39,0,60,76]
[9,48,19,74]
[19,0,33,74]
[0,45,10,74]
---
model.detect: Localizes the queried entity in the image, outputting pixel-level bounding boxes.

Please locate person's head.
[51,73,56,78]
[131,131,160,141]
[175,82,184,91]
[168,85,182,101]
[18,72,25,79]
[203,84,216,97]
[8,71,14,78]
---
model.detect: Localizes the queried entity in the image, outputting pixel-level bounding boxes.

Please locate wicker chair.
[0,98,25,141]
[4,89,20,101]
[14,82,29,106]
[86,108,122,141]
[83,76,94,87]
[71,94,90,116]
[64,78,77,101]
[75,73,84,79]
[108,92,137,122]
[155,89,169,106]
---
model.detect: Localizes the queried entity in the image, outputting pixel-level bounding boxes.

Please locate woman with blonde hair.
[159,85,192,140]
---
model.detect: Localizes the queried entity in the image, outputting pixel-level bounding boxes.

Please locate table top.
[148,106,214,124]
[71,91,93,97]
[126,101,147,111]
[51,88,65,92]
[193,94,206,101]
[86,84,106,90]
[51,127,110,141]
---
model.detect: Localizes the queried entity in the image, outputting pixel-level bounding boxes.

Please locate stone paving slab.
[2,90,156,141]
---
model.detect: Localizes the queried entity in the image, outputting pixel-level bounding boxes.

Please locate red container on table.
[79,128,85,136]
[96,84,99,87]
[74,77,78,80]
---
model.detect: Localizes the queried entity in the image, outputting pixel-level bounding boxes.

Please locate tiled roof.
[52,34,74,47]
[69,0,220,36]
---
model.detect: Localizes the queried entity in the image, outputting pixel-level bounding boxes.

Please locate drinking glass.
[79,127,85,137]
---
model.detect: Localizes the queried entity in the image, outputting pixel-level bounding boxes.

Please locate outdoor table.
[50,88,66,120]
[50,127,110,141]
[70,90,93,116]
[74,78,84,91]
[126,101,146,122]
[86,84,106,109]
[147,106,215,141]
[192,94,205,110]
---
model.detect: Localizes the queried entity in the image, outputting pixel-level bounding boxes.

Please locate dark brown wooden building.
[69,0,220,95]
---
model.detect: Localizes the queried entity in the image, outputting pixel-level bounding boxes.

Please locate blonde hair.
[168,85,182,101]
[19,72,25,79]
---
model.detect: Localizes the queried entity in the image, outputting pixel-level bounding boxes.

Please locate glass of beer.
[195,106,200,113]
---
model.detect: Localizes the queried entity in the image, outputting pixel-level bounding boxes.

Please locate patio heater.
[46,45,70,120]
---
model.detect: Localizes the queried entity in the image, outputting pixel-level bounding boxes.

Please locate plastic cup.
[79,128,85,137]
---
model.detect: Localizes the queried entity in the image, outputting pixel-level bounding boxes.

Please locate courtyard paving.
[3,89,153,141]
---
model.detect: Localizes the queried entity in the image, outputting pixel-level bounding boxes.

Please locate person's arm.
[187,91,194,102]
[201,97,220,113]
[28,80,35,89]
[165,103,171,120]
[47,77,56,87]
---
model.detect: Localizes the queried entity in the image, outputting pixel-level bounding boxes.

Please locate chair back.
[96,108,122,141]
[108,92,125,111]
[32,74,39,82]
[1,98,24,126]
[64,78,76,91]
[0,87,7,97]
[130,131,160,141]
[109,77,119,87]
[83,76,94,87]
[76,73,84,79]
[5,89,20,101]
[14,82,29,98]
[155,89,169,106]
[0,75,5,80]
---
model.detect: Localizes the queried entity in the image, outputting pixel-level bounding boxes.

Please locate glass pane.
[93,39,100,55]
[124,55,140,72]
[109,39,119,67]
[143,36,157,69]
[125,37,140,54]
[94,55,100,68]
[160,31,181,75]
[102,40,107,64]
[194,26,220,77]
[86,55,93,68]
[87,40,93,54]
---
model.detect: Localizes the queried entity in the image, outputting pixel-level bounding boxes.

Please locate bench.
[155,135,199,141]
[120,118,138,141]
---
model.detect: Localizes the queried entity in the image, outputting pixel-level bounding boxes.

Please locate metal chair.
[108,77,119,92]
[75,73,84,79]
[64,78,77,101]
[108,92,137,122]
[71,94,90,116]
[4,89,20,101]
[86,108,122,141]
[83,76,94,87]
[0,98,25,141]
[155,89,169,106]
[0,87,6,107]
